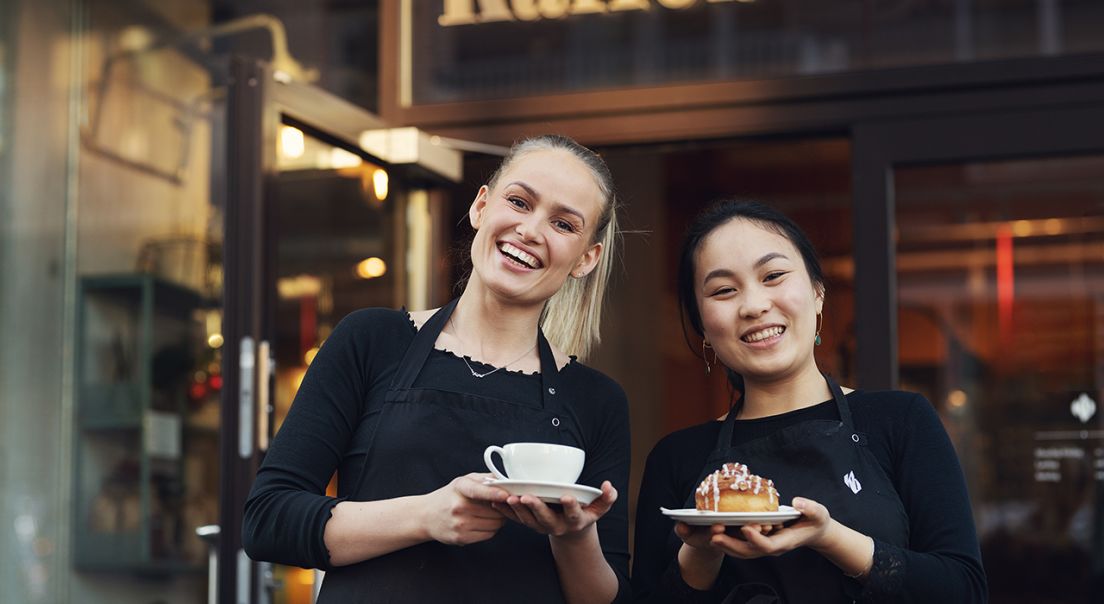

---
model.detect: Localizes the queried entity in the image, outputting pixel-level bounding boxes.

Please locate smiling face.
[467,148,606,306]
[694,218,824,385]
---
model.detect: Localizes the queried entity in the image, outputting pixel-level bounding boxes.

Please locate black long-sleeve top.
[632,390,987,603]
[242,308,632,601]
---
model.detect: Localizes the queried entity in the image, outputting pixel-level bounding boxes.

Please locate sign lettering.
[439,0,735,27]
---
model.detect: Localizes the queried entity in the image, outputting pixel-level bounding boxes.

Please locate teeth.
[743,326,784,342]
[500,243,541,269]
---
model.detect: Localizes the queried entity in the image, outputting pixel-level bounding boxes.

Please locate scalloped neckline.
[401,307,577,375]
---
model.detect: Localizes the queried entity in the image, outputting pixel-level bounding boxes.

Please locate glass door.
[852,107,1104,602]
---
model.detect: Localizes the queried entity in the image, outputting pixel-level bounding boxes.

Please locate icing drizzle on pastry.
[695,462,779,512]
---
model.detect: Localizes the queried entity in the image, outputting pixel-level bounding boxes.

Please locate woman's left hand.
[492,480,617,539]
[708,497,832,559]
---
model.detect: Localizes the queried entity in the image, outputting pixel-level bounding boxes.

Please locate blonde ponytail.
[541,208,619,360]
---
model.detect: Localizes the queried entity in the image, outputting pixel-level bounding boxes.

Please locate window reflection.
[896,155,1104,601]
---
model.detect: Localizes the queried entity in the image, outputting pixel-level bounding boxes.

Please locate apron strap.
[536,328,561,411]
[389,298,459,391]
[824,374,855,432]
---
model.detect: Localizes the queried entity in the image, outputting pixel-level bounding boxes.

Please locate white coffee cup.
[483,442,585,484]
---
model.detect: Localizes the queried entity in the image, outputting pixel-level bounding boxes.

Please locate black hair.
[676,199,825,397]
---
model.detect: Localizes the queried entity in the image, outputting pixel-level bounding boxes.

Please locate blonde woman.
[244,135,629,603]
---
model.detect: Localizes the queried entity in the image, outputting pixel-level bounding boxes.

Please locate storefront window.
[71,0,224,591]
[896,155,1104,600]
[407,0,1104,104]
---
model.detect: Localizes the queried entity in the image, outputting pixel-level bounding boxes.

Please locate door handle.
[257,340,273,451]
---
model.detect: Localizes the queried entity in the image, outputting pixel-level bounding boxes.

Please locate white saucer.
[486,479,602,505]
[660,505,802,526]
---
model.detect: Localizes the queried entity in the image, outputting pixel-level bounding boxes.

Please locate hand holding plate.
[708,497,831,559]
[421,473,509,546]
[494,480,617,538]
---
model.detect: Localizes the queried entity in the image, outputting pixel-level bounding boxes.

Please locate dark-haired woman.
[243,135,631,603]
[631,200,986,602]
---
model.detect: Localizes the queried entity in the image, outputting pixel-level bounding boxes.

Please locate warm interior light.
[947,389,968,408]
[304,346,319,365]
[356,257,387,279]
[328,147,362,169]
[1043,218,1063,235]
[291,367,307,393]
[207,333,224,349]
[373,168,389,201]
[117,26,154,52]
[280,126,305,159]
[1011,219,1033,237]
[277,275,322,299]
[297,567,316,585]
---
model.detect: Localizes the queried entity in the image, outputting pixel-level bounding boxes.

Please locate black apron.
[685,375,909,604]
[318,299,584,603]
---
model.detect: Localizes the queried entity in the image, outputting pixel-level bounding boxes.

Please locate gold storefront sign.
[438,0,739,27]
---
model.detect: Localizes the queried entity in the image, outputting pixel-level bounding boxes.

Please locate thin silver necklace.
[449,318,536,379]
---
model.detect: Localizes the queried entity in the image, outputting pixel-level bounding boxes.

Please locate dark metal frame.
[850,104,1104,390]
[220,56,269,604]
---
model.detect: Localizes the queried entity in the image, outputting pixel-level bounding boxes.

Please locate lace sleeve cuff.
[859,538,906,602]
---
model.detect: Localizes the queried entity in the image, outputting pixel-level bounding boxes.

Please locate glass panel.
[410,0,1104,104]
[0,1,9,166]
[69,1,225,587]
[896,155,1104,601]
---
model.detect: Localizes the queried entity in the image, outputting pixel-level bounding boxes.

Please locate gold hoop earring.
[814,313,823,346]
[703,339,717,374]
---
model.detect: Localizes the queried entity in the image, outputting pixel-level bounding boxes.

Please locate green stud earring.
[815,334,822,346]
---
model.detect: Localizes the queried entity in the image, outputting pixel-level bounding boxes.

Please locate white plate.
[486,479,602,505]
[660,505,802,526]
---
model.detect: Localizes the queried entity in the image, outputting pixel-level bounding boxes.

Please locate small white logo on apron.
[844,470,862,494]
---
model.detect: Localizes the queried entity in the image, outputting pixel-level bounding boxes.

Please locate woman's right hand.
[421,473,510,546]
[673,521,778,590]
[675,521,723,551]
[674,523,726,590]
[675,521,774,550]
